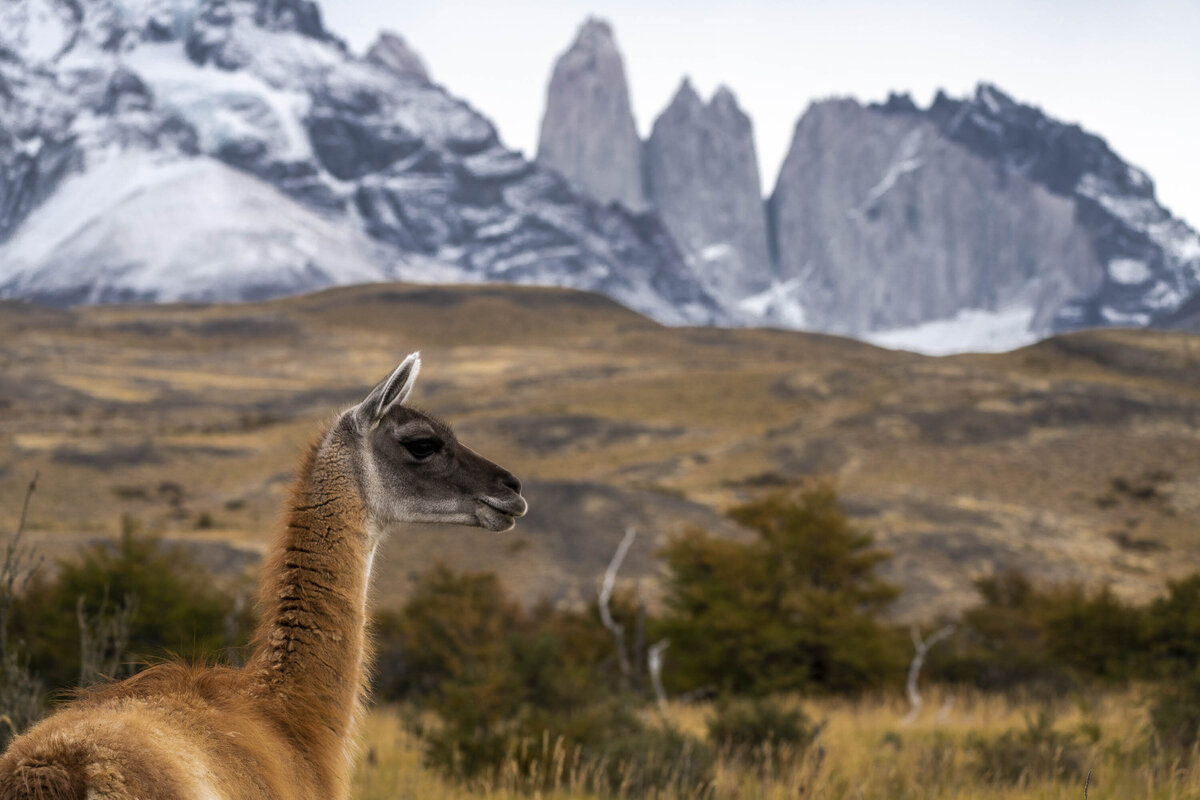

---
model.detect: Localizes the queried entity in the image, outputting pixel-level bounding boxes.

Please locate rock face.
[366,31,430,84]
[769,96,1102,335]
[536,18,646,211]
[915,85,1200,331]
[0,0,721,324]
[644,81,773,302]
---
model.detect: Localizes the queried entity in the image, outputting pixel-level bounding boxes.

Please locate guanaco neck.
[247,417,377,796]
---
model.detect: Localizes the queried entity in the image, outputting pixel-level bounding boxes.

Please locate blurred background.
[1,1,1199,797]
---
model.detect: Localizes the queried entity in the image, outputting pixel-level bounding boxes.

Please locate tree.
[657,486,902,696]
[15,520,240,690]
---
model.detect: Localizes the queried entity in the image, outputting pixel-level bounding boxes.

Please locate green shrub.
[420,700,714,797]
[1150,669,1200,753]
[656,487,903,696]
[1146,575,1200,679]
[706,697,814,771]
[931,571,1150,692]
[14,520,245,690]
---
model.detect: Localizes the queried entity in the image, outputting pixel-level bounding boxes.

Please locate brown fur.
[2,421,392,799]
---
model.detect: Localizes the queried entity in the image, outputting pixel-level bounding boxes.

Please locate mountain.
[770,95,1099,339]
[643,80,774,308]
[772,86,1200,351]
[767,88,1200,349]
[0,0,719,324]
[917,86,1200,332]
[3,4,1198,354]
[535,18,646,213]
[534,19,1200,352]
[365,31,430,84]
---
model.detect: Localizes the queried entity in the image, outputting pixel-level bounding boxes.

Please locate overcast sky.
[323,1,1200,227]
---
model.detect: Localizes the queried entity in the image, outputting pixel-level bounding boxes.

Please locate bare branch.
[1,473,44,663]
[0,473,45,743]
[902,623,955,725]
[598,526,637,684]
[648,639,670,712]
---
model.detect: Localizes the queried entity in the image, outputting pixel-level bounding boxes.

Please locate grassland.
[3,283,1200,621]
[353,688,1200,800]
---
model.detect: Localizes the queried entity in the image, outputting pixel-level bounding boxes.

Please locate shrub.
[932,571,1150,691]
[421,700,715,797]
[14,520,244,690]
[657,486,903,696]
[1150,669,1200,753]
[706,697,814,771]
[969,711,1091,785]
[1146,575,1200,679]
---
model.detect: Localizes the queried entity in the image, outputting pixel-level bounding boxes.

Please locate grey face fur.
[350,353,527,533]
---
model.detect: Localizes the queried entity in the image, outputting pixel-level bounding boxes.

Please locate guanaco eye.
[402,438,441,459]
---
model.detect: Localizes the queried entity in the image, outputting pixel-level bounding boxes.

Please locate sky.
[322,1,1200,227]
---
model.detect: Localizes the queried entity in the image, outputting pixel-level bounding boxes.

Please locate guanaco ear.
[359,352,421,424]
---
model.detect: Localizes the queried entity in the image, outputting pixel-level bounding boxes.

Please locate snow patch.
[122,43,313,160]
[0,0,76,63]
[865,306,1039,356]
[856,128,924,213]
[0,152,390,302]
[1108,258,1151,285]
[1099,307,1151,326]
[699,243,735,263]
[736,278,807,328]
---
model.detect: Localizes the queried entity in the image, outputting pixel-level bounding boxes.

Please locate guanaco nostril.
[500,471,522,495]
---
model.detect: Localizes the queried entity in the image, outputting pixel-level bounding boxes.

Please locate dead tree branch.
[903,623,955,725]
[0,473,46,744]
[1,473,44,660]
[648,639,670,712]
[598,526,637,686]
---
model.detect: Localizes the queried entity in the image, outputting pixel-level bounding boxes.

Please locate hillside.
[3,284,1200,620]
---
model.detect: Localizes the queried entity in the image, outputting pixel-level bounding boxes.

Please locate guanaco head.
[350,353,527,532]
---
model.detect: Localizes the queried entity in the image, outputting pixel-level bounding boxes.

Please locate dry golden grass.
[353,688,1200,800]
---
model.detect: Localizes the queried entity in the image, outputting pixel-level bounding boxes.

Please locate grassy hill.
[3,283,1200,620]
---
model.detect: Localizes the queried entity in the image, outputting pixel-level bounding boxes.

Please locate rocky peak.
[770,96,1101,335]
[366,31,430,84]
[903,83,1199,328]
[536,17,646,211]
[252,0,328,39]
[664,77,703,115]
[644,80,773,302]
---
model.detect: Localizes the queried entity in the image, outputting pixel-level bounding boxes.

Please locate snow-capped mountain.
[914,86,1200,331]
[768,87,1200,350]
[3,4,1199,354]
[0,0,721,323]
[536,19,1200,352]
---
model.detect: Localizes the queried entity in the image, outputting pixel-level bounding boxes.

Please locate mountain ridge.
[0,0,723,326]
[536,20,1200,350]
[2,2,1198,354]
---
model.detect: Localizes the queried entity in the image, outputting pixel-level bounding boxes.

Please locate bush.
[13,520,246,690]
[969,711,1092,785]
[657,487,903,696]
[931,571,1150,692]
[1146,575,1200,679]
[1150,669,1200,753]
[421,700,714,797]
[706,697,814,771]
[388,564,666,789]
[593,721,715,798]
